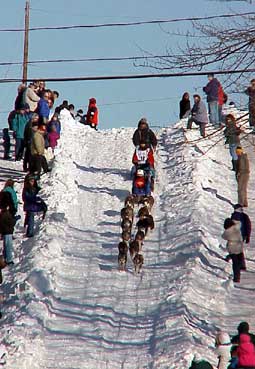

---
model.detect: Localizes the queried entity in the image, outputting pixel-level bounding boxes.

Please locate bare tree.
[136,13,255,87]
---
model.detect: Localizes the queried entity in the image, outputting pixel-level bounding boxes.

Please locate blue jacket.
[22,187,46,213]
[37,98,50,119]
[12,113,28,139]
[3,187,18,212]
[203,78,220,102]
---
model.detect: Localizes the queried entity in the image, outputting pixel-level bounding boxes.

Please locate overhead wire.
[0,67,253,83]
[0,12,253,32]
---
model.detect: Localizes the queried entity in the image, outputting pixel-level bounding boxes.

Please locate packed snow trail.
[0,112,255,368]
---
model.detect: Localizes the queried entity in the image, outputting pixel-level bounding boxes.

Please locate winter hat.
[234,204,243,210]
[89,97,96,104]
[238,321,250,334]
[236,146,243,155]
[217,332,231,345]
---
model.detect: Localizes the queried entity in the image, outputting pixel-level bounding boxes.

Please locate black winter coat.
[0,209,15,235]
[179,99,191,119]
[132,128,157,148]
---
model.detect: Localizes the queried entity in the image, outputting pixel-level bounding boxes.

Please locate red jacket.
[86,102,98,126]
[237,334,255,367]
[132,148,154,167]
[218,85,224,106]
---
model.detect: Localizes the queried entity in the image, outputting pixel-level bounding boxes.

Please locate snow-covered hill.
[0,111,255,369]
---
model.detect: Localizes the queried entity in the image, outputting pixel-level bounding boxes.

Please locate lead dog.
[124,195,135,209]
[133,253,144,274]
[118,241,128,271]
[143,196,154,211]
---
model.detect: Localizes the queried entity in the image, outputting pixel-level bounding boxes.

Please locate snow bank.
[0,110,254,369]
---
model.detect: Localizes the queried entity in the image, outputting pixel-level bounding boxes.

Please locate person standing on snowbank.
[244,79,255,130]
[222,218,243,283]
[0,205,16,265]
[132,118,157,150]
[236,147,250,208]
[215,331,232,369]
[179,92,191,119]
[203,73,221,127]
[187,94,208,138]
[85,97,99,130]
[224,114,241,172]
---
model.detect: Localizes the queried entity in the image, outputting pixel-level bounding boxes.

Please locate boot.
[232,160,238,172]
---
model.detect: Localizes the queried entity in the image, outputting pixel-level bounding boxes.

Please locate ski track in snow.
[0,109,254,369]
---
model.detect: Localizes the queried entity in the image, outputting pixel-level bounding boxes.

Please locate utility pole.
[22,0,30,84]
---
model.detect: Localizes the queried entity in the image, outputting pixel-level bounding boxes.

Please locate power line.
[0,67,253,83]
[1,49,255,67]
[0,12,254,32]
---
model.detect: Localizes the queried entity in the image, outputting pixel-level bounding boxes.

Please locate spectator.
[75,109,83,123]
[244,78,255,130]
[203,73,221,127]
[2,128,11,160]
[68,104,75,119]
[48,124,60,152]
[237,334,255,368]
[189,359,213,369]
[48,114,61,135]
[224,114,241,172]
[22,175,47,238]
[132,118,157,150]
[0,205,16,265]
[2,179,18,217]
[24,82,40,112]
[37,80,46,98]
[37,91,50,125]
[187,94,208,138]
[53,91,59,101]
[236,146,250,208]
[85,97,99,129]
[222,218,243,283]
[218,84,227,123]
[12,105,29,161]
[215,331,232,369]
[231,204,251,271]
[23,113,39,172]
[7,109,16,131]
[231,322,255,346]
[30,121,49,175]
[14,83,26,111]
[179,92,191,119]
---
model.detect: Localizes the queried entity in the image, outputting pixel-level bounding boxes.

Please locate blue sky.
[0,0,252,129]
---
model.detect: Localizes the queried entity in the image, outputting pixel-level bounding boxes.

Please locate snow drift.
[0,109,255,369]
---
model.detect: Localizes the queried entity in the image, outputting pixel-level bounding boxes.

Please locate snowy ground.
[0,109,254,369]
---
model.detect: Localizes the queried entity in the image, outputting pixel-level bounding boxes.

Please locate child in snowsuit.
[222,218,243,283]
[2,128,11,160]
[215,331,232,369]
[48,124,60,152]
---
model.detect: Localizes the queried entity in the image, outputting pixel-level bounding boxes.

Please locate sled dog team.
[118,118,158,273]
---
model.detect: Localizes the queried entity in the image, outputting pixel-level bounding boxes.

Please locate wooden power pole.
[22,0,30,84]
